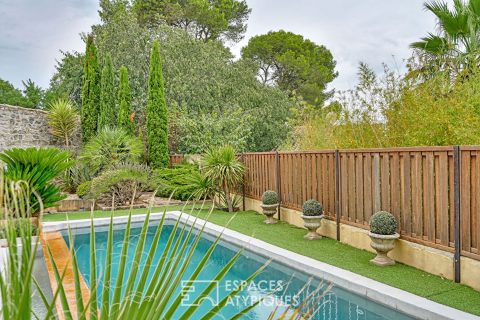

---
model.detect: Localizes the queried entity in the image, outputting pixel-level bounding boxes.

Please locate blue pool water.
[64,221,415,320]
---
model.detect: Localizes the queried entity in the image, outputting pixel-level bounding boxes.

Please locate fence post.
[275,151,282,221]
[453,145,461,283]
[335,150,341,241]
[241,153,246,211]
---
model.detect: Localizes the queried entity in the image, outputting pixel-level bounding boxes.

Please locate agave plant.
[202,145,245,212]
[0,147,73,214]
[47,98,79,148]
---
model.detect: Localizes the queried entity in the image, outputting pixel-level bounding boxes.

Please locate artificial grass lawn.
[44,207,480,316]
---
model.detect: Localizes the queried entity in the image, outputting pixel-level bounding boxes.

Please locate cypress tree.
[117,66,135,135]
[146,40,169,168]
[81,34,101,143]
[98,53,116,129]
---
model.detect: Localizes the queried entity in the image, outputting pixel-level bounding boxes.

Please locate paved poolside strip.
[40,231,91,320]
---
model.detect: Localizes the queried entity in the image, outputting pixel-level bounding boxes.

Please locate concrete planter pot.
[368,232,400,266]
[301,215,324,240]
[261,203,278,224]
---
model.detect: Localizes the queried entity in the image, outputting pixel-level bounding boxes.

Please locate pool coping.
[42,211,480,320]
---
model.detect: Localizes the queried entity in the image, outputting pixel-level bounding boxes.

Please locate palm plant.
[47,98,79,147]
[0,147,73,214]
[411,0,480,72]
[202,145,245,212]
[80,127,144,176]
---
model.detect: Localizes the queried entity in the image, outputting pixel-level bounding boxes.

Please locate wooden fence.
[170,146,480,282]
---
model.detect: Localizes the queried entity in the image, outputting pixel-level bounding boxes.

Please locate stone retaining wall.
[0,104,81,152]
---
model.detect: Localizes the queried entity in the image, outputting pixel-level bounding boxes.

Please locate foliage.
[146,40,169,168]
[369,211,397,235]
[99,53,117,130]
[60,162,92,194]
[155,163,217,201]
[55,13,292,152]
[117,66,135,135]
[0,147,73,213]
[288,62,480,150]
[0,78,30,107]
[80,127,144,176]
[76,180,92,198]
[90,162,154,206]
[261,190,279,205]
[202,145,245,212]
[172,105,252,153]
[133,0,251,42]
[0,218,38,239]
[47,98,79,147]
[302,199,323,216]
[0,174,38,320]
[411,0,480,75]
[81,34,101,143]
[22,79,44,108]
[241,30,337,106]
[45,50,84,106]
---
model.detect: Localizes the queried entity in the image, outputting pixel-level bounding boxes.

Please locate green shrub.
[262,190,279,205]
[90,162,154,206]
[0,147,73,213]
[302,199,323,216]
[76,181,92,199]
[155,164,204,200]
[369,211,397,235]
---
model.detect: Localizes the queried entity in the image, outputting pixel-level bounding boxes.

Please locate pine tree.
[81,34,101,143]
[98,54,116,130]
[117,66,135,135]
[146,40,169,168]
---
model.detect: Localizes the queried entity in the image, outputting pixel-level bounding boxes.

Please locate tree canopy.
[0,78,30,107]
[132,0,250,42]
[51,9,292,152]
[241,30,338,107]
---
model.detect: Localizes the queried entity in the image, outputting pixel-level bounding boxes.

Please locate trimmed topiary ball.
[262,190,279,205]
[302,199,323,216]
[370,211,397,235]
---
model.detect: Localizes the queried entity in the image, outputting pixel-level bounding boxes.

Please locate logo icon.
[181,280,219,307]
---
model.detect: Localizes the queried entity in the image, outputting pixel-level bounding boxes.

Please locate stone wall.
[0,104,81,152]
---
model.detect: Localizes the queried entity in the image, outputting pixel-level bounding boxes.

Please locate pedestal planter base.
[261,204,278,224]
[369,232,400,266]
[301,215,324,240]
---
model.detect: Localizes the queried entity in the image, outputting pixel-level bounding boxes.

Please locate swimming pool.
[62,218,415,320]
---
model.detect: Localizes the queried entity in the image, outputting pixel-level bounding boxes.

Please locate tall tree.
[99,54,116,129]
[411,0,480,73]
[22,79,44,108]
[0,78,29,107]
[146,40,169,168]
[81,34,101,143]
[117,66,135,135]
[133,0,250,42]
[241,30,337,107]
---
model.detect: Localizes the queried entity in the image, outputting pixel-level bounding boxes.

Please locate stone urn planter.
[301,199,324,240]
[261,204,278,224]
[261,190,279,224]
[301,214,324,240]
[369,211,399,266]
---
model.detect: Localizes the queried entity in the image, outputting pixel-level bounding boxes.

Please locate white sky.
[0,0,438,91]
